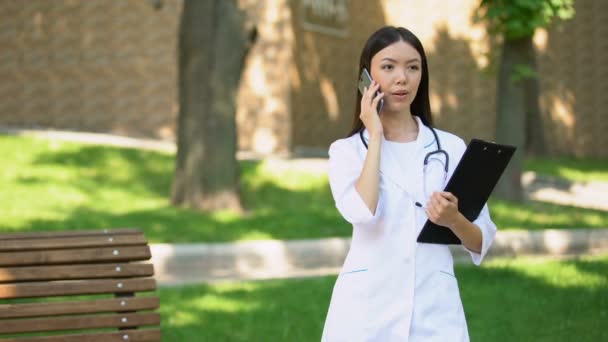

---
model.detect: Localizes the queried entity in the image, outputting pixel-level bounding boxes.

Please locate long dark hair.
[348,26,433,137]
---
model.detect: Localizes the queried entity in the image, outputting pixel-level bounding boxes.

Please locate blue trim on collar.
[423,139,435,149]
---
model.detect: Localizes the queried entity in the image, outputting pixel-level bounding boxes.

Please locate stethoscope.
[359,122,450,208]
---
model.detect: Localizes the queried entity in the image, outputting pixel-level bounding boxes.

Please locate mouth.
[392,90,409,97]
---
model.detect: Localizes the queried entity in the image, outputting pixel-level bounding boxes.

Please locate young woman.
[322,26,497,341]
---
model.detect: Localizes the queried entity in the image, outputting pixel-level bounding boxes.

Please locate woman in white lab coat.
[321,26,497,341]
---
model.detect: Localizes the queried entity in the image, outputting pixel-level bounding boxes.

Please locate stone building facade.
[0,0,606,157]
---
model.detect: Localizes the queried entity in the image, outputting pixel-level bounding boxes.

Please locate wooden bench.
[0,228,161,341]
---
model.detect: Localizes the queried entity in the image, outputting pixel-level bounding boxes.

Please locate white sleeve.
[452,138,497,265]
[328,140,381,226]
[464,203,497,265]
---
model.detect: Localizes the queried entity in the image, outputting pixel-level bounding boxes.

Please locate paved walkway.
[3,127,607,285]
[150,229,608,286]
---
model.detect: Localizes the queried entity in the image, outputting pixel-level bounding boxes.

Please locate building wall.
[0,0,606,158]
[536,0,608,157]
[0,0,179,140]
[236,0,293,154]
[288,0,497,155]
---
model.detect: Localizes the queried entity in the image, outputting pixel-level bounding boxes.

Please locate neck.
[381,112,419,142]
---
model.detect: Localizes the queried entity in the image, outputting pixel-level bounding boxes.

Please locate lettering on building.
[299,0,349,37]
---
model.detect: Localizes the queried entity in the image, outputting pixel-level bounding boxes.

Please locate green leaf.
[479,0,575,38]
[510,63,538,83]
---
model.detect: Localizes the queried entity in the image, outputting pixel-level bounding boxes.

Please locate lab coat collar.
[414,116,437,150]
[359,116,436,192]
[359,116,435,152]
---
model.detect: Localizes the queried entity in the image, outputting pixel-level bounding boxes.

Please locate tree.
[477,0,575,201]
[172,0,257,211]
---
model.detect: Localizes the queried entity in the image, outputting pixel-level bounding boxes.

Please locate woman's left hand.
[425,192,462,229]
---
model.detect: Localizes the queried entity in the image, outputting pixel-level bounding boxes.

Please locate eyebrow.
[381,57,420,63]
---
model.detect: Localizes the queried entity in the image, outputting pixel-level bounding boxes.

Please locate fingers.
[428,192,448,209]
[426,191,461,228]
[426,206,438,222]
[368,80,380,94]
[427,192,454,214]
[366,82,383,107]
[430,192,457,206]
[360,81,383,118]
[441,192,458,203]
[359,81,383,133]
[425,195,440,221]
[371,91,385,106]
[363,81,381,101]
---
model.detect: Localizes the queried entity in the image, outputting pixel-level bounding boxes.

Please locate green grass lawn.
[525,157,608,182]
[3,255,606,340]
[158,254,608,341]
[1,135,607,242]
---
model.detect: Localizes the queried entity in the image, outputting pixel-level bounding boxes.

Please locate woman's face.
[370,40,422,114]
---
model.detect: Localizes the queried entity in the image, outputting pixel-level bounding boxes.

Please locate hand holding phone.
[358,68,384,114]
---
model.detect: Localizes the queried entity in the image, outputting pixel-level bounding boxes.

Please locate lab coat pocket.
[337,268,371,299]
[431,269,465,327]
[433,269,459,299]
[331,268,371,329]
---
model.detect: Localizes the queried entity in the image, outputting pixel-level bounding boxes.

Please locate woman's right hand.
[360,80,384,138]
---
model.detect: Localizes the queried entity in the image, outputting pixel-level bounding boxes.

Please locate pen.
[415,202,427,209]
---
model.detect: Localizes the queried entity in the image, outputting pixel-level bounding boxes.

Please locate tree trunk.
[494,37,528,202]
[172,0,255,212]
[523,37,547,156]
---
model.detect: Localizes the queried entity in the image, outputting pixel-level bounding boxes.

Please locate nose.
[396,67,408,85]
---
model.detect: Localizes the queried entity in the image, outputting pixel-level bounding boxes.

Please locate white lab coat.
[322,116,497,342]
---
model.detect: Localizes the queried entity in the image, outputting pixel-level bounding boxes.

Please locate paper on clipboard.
[417,139,516,245]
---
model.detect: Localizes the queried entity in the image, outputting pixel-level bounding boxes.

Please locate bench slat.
[0,229,143,241]
[0,234,147,252]
[0,229,142,240]
[0,278,156,299]
[0,329,161,342]
[0,229,161,340]
[0,312,160,334]
[0,296,160,319]
[0,263,154,283]
[0,246,151,267]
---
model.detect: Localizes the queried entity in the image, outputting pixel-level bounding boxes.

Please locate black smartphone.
[358,68,384,113]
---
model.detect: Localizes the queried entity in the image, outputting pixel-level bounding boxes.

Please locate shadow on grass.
[7,139,606,242]
[5,145,348,242]
[560,256,608,281]
[158,277,334,341]
[489,199,608,230]
[459,258,607,342]
[524,157,608,183]
[1,188,349,243]
[30,144,175,198]
[157,257,607,341]
[8,180,607,243]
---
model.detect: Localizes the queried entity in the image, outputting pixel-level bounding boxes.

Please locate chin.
[385,103,411,113]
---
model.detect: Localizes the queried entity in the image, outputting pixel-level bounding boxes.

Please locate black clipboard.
[417,139,516,245]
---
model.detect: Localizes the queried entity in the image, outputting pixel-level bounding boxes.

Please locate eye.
[381,64,394,70]
[409,65,420,71]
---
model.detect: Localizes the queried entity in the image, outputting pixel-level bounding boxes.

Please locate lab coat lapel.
[360,129,408,191]
[400,116,432,196]
[360,117,436,195]
[412,116,439,200]
[380,136,409,191]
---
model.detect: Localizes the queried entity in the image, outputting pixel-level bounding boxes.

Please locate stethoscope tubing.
[358,122,449,173]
